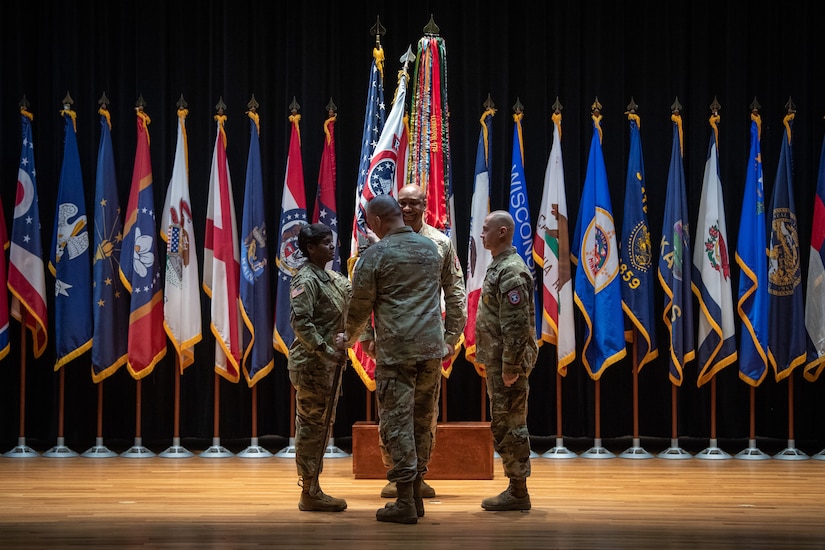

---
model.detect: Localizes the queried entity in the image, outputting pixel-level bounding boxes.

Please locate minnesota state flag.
[571,109,626,379]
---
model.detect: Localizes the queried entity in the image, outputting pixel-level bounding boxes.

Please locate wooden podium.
[351,421,494,479]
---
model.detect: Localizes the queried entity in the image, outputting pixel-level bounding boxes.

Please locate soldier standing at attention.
[476,210,538,511]
[344,194,453,524]
[288,223,351,513]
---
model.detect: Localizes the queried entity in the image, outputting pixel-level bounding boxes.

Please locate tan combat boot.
[376,480,418,524]
[481,478,531,511]
[298,478,347,512]
[381,479,436,498]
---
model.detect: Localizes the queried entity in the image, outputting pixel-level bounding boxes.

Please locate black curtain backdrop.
[1,0,823,453]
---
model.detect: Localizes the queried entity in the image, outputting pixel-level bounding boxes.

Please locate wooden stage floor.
[1,449,824,549]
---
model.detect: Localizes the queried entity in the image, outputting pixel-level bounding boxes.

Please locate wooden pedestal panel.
[351,421,494,479]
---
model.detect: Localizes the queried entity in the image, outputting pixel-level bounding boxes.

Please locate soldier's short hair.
[297,223,332,256]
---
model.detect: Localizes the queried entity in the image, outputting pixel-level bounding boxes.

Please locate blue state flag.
[91,108,128,382]
[735,113,769,386]
[620,112,657,370]
[658,113,695,386]
[240,113,274,386]
[571,114,626,379]
[49,109,92,370]
[767,113,806,381]
[508,112,541,339]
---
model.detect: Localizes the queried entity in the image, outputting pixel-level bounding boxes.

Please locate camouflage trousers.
[375,357,441,484]
[289,364,343,480]
[379,371,441,470]
[484,359,532,479]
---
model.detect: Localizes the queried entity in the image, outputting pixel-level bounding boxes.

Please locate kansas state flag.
[240,112,274,386]
[658,113,695,386]
[8,108,48,358]
[50,109,93,370]
[571,113,626,379]
[768,113,806,381]
[735,113,769,387]
[91,107,128,382]
[620,112,657,370]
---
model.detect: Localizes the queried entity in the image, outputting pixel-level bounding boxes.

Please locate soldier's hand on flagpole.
[364,339,376,359]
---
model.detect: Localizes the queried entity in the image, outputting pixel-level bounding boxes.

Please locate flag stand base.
[543,438,577,459]
[4,437,39,458]
[658,439,692,460]
[237,437,273,459]
[619,438,653,459]
[159,437,194,458]
[121,437,155,458]
[44,437,78,458]
[200,437,234,458]
[735,440,771,460]
[773,440,809,461]
[82,437,118,458]
[581,438,615,459]
[323,438,349,459]
[812,448,825,461]
[274,437,297,458]
[695,439,731,460]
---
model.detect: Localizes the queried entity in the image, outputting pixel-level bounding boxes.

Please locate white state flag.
[533,116,575,374]
[161,111,202,371]
[692,129,737,386]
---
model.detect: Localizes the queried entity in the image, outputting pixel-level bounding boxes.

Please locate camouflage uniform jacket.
[288,262,351,372]
[346,226,447,364]
[475,246,538,377]
[418,222,467,348]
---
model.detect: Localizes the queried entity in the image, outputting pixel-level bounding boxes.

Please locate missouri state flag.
[273,110,308,357]
[9,108,48,358]
[119,108,166,379]
[50,108,93,370]
[91,106,128,382]
[571,112,626,379]
[736,112,769,387]
[691,119,736,387]
[767,112,806,382]
[534,110,576,374]
[658,112,695,386]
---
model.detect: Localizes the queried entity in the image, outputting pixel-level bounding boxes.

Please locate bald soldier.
[345,194,455,524]
[476,210,538,511]
[374,183,467,501]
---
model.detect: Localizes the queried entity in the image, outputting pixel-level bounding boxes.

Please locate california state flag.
[533,113,575,374]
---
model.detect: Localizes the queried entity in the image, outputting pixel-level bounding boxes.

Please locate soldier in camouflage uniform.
[475,211,538,511]
[288,223,351,513]
[345,195,456,524]
[373,183,467,502]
